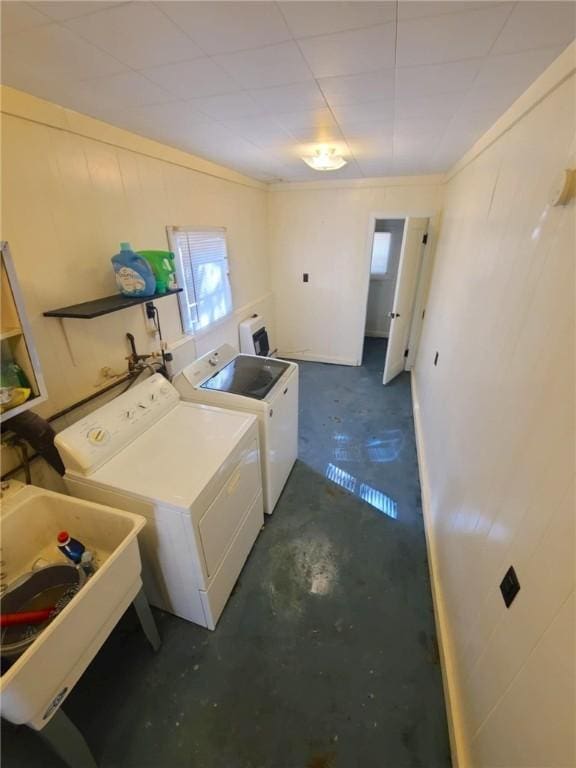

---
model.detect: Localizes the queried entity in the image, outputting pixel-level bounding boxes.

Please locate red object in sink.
[0,608,55,627]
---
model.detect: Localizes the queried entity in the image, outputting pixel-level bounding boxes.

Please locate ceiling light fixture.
[302,147,347,171]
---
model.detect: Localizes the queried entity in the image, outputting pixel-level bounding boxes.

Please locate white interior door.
[383,217,429,385]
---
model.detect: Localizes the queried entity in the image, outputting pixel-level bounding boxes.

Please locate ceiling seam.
[274,0,359,179]
[275,1,366,178]
[138,1,295,177]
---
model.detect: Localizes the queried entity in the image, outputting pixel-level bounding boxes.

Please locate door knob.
[388,312,400,319]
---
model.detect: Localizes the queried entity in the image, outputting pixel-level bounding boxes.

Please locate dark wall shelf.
[43,289,182,319]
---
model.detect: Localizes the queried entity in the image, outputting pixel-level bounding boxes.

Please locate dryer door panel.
[199,437,261,577]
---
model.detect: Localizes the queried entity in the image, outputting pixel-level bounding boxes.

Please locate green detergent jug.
[137,250,177,294]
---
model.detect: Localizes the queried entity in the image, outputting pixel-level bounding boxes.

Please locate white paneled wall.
[414,51,576,767]
[0,87,270,421]
[269,178,443,365]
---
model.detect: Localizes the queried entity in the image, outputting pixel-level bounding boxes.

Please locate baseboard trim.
[411,375,469,768]
[276,350,359,366]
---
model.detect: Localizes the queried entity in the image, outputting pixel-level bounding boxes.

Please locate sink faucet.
[126,333,156,373]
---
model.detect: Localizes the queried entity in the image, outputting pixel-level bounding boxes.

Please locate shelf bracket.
[58,319,78,367]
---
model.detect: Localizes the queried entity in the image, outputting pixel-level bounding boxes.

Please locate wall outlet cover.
[500,566,520,608]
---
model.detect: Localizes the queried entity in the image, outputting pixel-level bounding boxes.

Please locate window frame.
[166,225,233,336]
[369,231,393,281]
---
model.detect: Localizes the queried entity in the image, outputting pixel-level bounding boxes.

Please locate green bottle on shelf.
[0,360,31,412]
[137,251,177,294]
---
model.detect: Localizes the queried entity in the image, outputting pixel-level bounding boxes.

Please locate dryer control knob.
[87,428,110,445]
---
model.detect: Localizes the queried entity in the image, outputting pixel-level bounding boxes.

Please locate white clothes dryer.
[55,374,263,630]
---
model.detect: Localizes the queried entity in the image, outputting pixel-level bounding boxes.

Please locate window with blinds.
[167,226,233,334]
[370,232,392,279]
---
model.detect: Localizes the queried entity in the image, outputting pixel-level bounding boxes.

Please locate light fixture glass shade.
[302,147,347,171]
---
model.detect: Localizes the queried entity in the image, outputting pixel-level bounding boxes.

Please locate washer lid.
[85,403,256,509]
[200,355,290,400]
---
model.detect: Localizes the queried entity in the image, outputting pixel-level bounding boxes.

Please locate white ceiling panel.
[331,99,395,125]
[279,1,395,38]
[395,90,465,119]
[343,124,394,144]
[160,1,291,55]
[142,58,239,99]
[458,84,525,117]
[1,1,574,182]
[491,1,576,54]
[248,81,327,114]
[473,48,564,92]
[1,2,51,34]
[65,3,204,70]
[355,136,394,157]
[395,59,482,98]
[274,107,342,142]
[165,121,267,165]
[189,92,266,121]
[56,72,175,113]
[218,115,293,148]
[214,41,313,89]
[357,159,395,177]
[447,107,504,138]
[298,24,396,78]
[318,69,395,107]
[394,114,453,139]
[392,155,439,175]
[2,21,127,81]
[397,4,514,67]
[30,2,126,21]
[0,68,92,112]
[398,2,505,21]
[95,101,211,138]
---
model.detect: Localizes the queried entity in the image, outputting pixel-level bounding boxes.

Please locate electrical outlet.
[142,304,157,336]
[303,273,309,283]
[500,566,520,608]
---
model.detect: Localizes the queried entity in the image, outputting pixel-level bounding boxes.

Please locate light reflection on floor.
[325,462,398,519]
[333,431,404,464]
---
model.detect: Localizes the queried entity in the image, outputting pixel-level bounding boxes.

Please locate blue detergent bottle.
[111,242,156,297]
[57,531,85,565]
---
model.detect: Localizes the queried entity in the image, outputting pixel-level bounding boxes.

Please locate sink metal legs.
[39,710,98,768]
[133,587,161,652]
[34,587,160,768]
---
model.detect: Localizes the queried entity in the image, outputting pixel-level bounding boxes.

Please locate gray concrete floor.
[3,338,451,768]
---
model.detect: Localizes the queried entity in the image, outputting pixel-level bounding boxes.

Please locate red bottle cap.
[57,531,70,544]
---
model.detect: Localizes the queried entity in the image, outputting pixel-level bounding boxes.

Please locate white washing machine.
[55,374,263,630]
[173,344,298,515]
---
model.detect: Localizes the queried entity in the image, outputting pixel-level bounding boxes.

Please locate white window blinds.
[167,227,233,333]
[370,232,392,278]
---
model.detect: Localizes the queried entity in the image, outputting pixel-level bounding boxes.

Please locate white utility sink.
[0,484,152,734]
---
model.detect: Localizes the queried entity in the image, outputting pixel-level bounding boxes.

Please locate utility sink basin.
[0,485,146,730]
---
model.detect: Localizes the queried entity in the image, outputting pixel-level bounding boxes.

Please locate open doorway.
[364,219,405,341]
[361,216,431,384]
